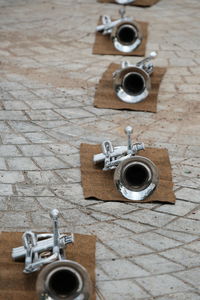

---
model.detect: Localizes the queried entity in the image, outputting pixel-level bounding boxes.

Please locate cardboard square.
[94,63,167,112]
[97,0,161,7]
[80,143,176,204]
[0,232,96,300]
[93,18,148,56]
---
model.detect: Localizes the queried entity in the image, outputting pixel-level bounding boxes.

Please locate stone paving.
[0,0,200,299]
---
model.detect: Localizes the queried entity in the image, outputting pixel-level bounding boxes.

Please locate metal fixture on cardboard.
[93,126,159,201]
[113,51,157,103]
[12,209,92,300]
[96,7,142,53]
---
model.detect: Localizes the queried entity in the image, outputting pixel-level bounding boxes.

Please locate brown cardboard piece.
[80,144,176,204]
[94,63,166,112]
[0,232,96,300]
[97,0,161,7]
[93,18,148,56]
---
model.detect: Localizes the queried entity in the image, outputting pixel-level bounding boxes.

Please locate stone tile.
[47,144,78,155]
[175,188,200,203]
[1,133,28,144]
[0,197,8,210]
[98,280,150,300]
[84,222,132,243]
[54,108,94,119]
[0,184,13,196]
[15,185,54,197]
[154,200,197,216]
[155,228,199,243]
[27,171,61,184]
[100,259,149,280]
[7,157,39,170]
[175,268,200,288]
[55,168,81,183]
[89,202,137,218]
[184,240,200,253]
[61,208,97,225]
[0,212,29,228]
[106,236,152,257]
[136,274,189,297]
[33,156,69,170]
[156,292,200,300]
[9,121,42,132]
[165,217,200,235]
[133,254,183,275]
[123,210,176,228]
[132,232,182,251]
[96,241,120,260]
[0,145,21,157]
[0,158,7,170]
[0,171,24,183]
[160,247,200,268]
[37,197,75,211]
[24,99,57,109]
[9,196,38,211]
[26,110,63,121]
[24,132,55,143]
[9,89,37,100]
[20,145,53,156]
[113,219,155,234]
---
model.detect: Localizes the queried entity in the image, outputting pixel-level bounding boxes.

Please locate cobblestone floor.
[0,0,200,299]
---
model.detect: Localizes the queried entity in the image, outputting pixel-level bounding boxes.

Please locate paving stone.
[100,259,149,280]
[89,202,137,218]
[0,145,21,157]
[165,217,200,235]
[9,121,42,132]
[54,108,94,119]
[47,144,78,155]
[1,133,28,144]
[0,184,13,196]
[7,157,39,170]
[0,212,29,228]
[3,100,30,110]
[0,111,27,120]
[123,210,176,228]
[154,200,197,216]
[106,236,152,257]
[154,228,199,243]
[20,145,53,156]
[55,168,81,183]
[98,280,150,300]
[132,254,183,275]
[160,247,200,268]
[16,185,54,197]
[0,171,24,183]
[27,171,61,185]
[156,292,200,300]
[9,196,38,211]
[0,197,8,210]
[113,219,155,234]
[175,188,200,203]
[136,274,190,297]
[37,196,75,211]
[0,158,7,170]
[96,241,120,260]
[33,156,69,170]
[175,268,200,289]
[26,110,64,121]
[132,232,182,251]
[61,208,97,226]
[24,132,55,143]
